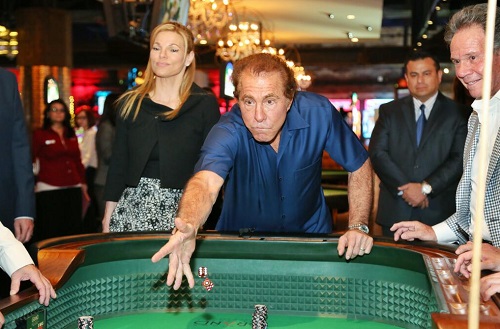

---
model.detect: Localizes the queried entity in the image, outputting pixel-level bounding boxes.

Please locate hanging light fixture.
[187,0,233,45]
[281,47,312,90]
[0,25,18,58]
[216,21,267,61]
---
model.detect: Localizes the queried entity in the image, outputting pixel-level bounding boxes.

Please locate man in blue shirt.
[152,53,374,290]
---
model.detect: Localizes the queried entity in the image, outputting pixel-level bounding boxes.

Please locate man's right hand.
[454,242,500,278]
[391,221,437,242]
[151,217,197,290]
[10,264,57,306]
[14,218,34,243]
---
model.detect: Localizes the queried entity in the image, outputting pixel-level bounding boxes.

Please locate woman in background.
[32,99,89,242]
[94,93,119,224]
[102,22,220,232]
[74,106,99,232]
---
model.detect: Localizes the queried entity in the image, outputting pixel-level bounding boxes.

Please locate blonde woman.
[102,22,220,232]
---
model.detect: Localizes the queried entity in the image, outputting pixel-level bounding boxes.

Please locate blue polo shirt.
[195,91,368,233]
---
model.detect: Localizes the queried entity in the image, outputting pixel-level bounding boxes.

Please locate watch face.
[359,225,369,234]
[423,184,432,194]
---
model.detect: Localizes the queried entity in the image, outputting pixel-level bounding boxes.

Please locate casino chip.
[252,304,268,329]
[78,315,94,329]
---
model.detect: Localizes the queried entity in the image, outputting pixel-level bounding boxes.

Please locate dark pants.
[83,167,100,233]
[33,187,83,243]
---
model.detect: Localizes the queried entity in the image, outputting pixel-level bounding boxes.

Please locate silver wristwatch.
[348,223,369,234]
[421,181,432,195]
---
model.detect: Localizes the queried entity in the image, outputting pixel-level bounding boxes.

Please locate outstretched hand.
[337,229,373,260]
[151,217,197,290]
[391,221,436,242]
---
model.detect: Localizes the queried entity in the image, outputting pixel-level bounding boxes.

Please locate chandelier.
[187,0,233,45]
[289,62,312,90]
[0,25,18,58]
[216,21,269,62]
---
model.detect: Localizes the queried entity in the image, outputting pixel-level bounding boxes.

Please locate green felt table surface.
[69,311,403,329]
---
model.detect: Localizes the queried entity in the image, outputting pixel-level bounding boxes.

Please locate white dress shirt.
[0,221,34,276]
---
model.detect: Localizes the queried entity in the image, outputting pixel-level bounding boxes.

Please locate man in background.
[369,50,469,236]
[392,4,500,247]
[0,68,36,298]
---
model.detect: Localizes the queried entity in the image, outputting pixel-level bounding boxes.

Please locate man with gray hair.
[391,3,500,300]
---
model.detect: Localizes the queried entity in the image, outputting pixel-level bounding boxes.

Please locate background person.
[74,106,99,232]
[0,221,56,328]
[369,50,468,236]
[0,68,36,298]
[151,53,374,290]
[102,22,220,232]
[32,99,89,242]
[95,93,120,223]
[391,4,500,248]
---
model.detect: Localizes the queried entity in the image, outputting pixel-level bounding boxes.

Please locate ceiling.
[228,0,384,45]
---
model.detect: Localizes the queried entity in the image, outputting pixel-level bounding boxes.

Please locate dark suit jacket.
[0,69,35,231]
[369,93,469,227]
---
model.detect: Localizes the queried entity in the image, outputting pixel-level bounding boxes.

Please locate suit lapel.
[401,97,417,148]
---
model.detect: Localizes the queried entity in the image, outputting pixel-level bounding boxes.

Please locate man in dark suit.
[369,50,469,236]
[0,68,36,298]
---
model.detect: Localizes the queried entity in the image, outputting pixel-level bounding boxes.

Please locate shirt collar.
[412,92,439,111]
[471,89,500,114]
[284,95,310,131]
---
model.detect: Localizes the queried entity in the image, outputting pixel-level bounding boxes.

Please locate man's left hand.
[398,183,427,208]
[338,229,373,260]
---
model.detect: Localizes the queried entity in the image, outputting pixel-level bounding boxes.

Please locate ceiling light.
[417,42,422,47]
[443,68,450,74]
[366,26,373,31]
[436,6,441,11]
[427,20,433,25]
[347,15,355,20]
[347,32,354,39]
[422,34,428,39]
[351,37,359,43]
[328,13,335,19]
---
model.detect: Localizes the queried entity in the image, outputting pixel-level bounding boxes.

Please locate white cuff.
[433,221,458,244]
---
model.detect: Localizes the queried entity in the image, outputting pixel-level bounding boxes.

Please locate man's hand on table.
[151,217,197,290]
[338,229,373,260]
[454,241,500,278]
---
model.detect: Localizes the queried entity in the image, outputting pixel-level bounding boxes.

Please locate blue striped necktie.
[416,104,426,146]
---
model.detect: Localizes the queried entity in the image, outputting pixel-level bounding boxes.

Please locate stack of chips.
[198,266,214,291]
[252,304,268,329]
[77,316,94,329]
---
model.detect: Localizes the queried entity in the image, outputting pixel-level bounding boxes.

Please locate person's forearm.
[177,172,221,229]
[102,201,118,232]
[347,159,373,226]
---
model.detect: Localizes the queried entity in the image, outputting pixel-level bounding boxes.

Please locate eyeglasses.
[50,108,65,113]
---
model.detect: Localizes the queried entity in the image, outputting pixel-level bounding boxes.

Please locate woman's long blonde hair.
[118,21,196,120]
